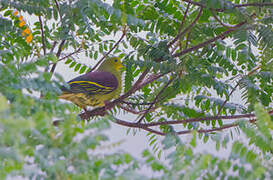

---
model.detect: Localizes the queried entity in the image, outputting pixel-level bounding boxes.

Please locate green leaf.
[74,63,81,72]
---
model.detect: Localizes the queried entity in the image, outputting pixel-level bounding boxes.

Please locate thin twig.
[217,62,267,116]
[57,47,82,62]
[137,77,175,123]
[170,42,180,54]
[38,16,46,55]
[111,111,273,136]
[173,21,246,57]
[56,40,66,58]
[168,7,203,48]
[50,40,66,75]
[234,2,273,8]
[184,31,191,50]
[182,0,273,12]
[211,10,233,29]
[176,123,238,135]
[178,2,191,33]
[217,82,240,116]
[121,100,154,106]
[139,72,167,87]
[118,104,155,115]
[170,2,191,52]
[140,127,166,136]
[182,0,205,9]
[142,110,273,127]
[54,0,62,21]
[50,41,57,53]
[89,27,127,72]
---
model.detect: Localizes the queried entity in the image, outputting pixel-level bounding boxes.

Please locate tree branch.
[120,100,154,106]
[53,0,62,21]
[89,27,127,72]
[38,16,46,55]
[118,104,151,115]
[137,76,175,123]
[176,123,238,135]
[217,62,266,116]
[173,21,246,57]
[111,110,273,136]
[168,2,191,49]
[211,10,234,29]
[50,40,65,75]
[234,2,273,8]
[168,7,202,48]
[182,0,273,12]
[50,41,57,53]
[142,110,273,127]
[178,2,191,33]
[217,82,240,116]
[57,46,82,62]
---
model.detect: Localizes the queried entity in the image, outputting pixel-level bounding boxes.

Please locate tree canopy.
[0,0,273,179]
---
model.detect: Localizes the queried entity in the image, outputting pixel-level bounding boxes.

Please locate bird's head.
[98,57,124,72]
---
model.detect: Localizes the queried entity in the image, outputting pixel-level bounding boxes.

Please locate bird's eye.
[114,59,118,62]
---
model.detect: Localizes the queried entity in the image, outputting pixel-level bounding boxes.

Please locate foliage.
[0,0,273,179]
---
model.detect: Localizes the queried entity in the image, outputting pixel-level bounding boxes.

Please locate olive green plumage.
[59,57,123,110]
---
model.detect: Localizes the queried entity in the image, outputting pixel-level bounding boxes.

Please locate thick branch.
[173,21,246,57]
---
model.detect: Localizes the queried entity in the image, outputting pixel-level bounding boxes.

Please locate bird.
[59,57,123,111]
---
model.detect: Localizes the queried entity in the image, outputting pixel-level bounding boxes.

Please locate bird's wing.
[62,71,118,95]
